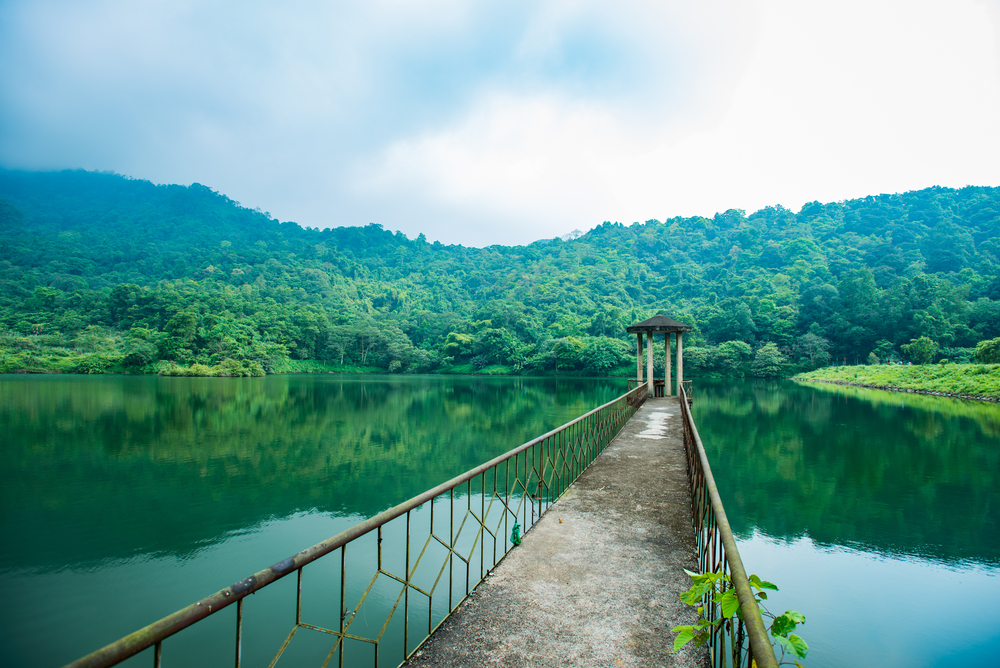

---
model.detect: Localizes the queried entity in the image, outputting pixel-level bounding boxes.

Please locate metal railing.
[679,385,778,668]
[628,378,689,400]
[681,379,693,403]
[67,384,648,668]
[627,377,659,392]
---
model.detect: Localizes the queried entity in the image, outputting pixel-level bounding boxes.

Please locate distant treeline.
[1,169,999,376]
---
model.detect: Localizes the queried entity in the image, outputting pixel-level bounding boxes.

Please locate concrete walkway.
[404,397,707,668]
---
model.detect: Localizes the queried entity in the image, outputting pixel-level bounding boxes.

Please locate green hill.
[2,169,999,376]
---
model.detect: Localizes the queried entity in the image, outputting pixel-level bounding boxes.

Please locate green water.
[2,376,998,667]
[0,374,624,668]
[693,379,1000,667]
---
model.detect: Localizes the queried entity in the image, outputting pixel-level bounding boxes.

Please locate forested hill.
[1,168,999,377]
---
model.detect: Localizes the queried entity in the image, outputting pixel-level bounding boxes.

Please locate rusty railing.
[679,385,778,668]
[67,384,648,668]
[680,379,692,401]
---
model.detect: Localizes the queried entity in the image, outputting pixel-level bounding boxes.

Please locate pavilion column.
[664,333,672,396]
[676,331,684,396]
[636,333,643,384]
[646,332,654,393]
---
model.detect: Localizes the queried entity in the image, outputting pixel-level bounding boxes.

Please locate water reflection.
[0,374,623,667]
[0,374,622,569]
[692,379,1000,668]
[693,379,1000,565]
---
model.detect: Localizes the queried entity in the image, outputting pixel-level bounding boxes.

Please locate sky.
[1,0,999,247]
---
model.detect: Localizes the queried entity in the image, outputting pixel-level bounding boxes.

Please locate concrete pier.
[404,398,707,667]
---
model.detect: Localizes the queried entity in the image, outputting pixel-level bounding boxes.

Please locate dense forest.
[1,169,999,377]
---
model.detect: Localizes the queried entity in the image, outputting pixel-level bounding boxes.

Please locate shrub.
[74,353,112,374]
[901,336,938,364]
[974,338,1000,364]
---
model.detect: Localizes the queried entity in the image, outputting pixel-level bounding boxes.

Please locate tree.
[974,337,1000,363]
[474,328,518,365]
[901,336,938,364]
[797,332,831,368]
[165,311,198,345]
[108,283,145,327]
[5,170,1000,376]
[579,336,629,374]
[551,337,585,372]
[354,325,386,366]
[587,307,624,337]
[122,329,157,367]
[751,343,787,377]
[323,327,353,365]
[717,340,752,377]
[683,346,714,373]
[441,332,474,360]
[873,340,895,364]
[707,300,757,343]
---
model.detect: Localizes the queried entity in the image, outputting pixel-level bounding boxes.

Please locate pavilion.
[626,315,693,396]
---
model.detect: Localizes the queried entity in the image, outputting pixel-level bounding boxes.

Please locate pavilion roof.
[625,315,693,334]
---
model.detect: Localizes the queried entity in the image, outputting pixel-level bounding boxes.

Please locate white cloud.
[357,0,1000,244]
[1,0,999,246]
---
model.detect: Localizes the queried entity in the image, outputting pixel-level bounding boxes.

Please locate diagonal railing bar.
[374,583,405,643]
[65,385,646,668]
[678,385,778,668]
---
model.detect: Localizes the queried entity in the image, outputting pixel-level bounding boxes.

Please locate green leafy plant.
[672,569,808,666]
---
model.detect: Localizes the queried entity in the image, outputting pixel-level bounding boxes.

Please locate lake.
[693,378,1000,667]
[1,374,997,667]
[0,374,624,667]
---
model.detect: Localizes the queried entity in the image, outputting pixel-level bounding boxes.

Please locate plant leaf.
[672,627,694,652]
[775,633,809,659]
[685,569,724,586]
[788,634,809,658]
[680,582,714,605]
[774,635,795,657]
[720,588,740,618]
[771,610,806,637]
[749,574,779,591]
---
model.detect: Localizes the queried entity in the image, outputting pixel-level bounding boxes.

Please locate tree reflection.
[693,379,1000,565]
[0,375,622,568]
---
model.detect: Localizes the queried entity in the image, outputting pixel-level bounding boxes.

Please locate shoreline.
[0,367,636,379]
[792,376,1000,403]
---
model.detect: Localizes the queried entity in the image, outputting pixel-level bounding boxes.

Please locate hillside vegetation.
[2,169,1000,376]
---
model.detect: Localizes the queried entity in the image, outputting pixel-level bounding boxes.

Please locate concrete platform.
[404,397,708,668]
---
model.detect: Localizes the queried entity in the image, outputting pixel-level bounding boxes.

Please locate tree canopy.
[2,169,999,377]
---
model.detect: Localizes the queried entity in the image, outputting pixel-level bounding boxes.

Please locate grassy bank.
[793,364,1000,400]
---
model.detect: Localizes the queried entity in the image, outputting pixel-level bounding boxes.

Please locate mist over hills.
[1,169,999,376]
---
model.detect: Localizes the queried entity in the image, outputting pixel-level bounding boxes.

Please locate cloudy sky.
[2,0,999,246]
